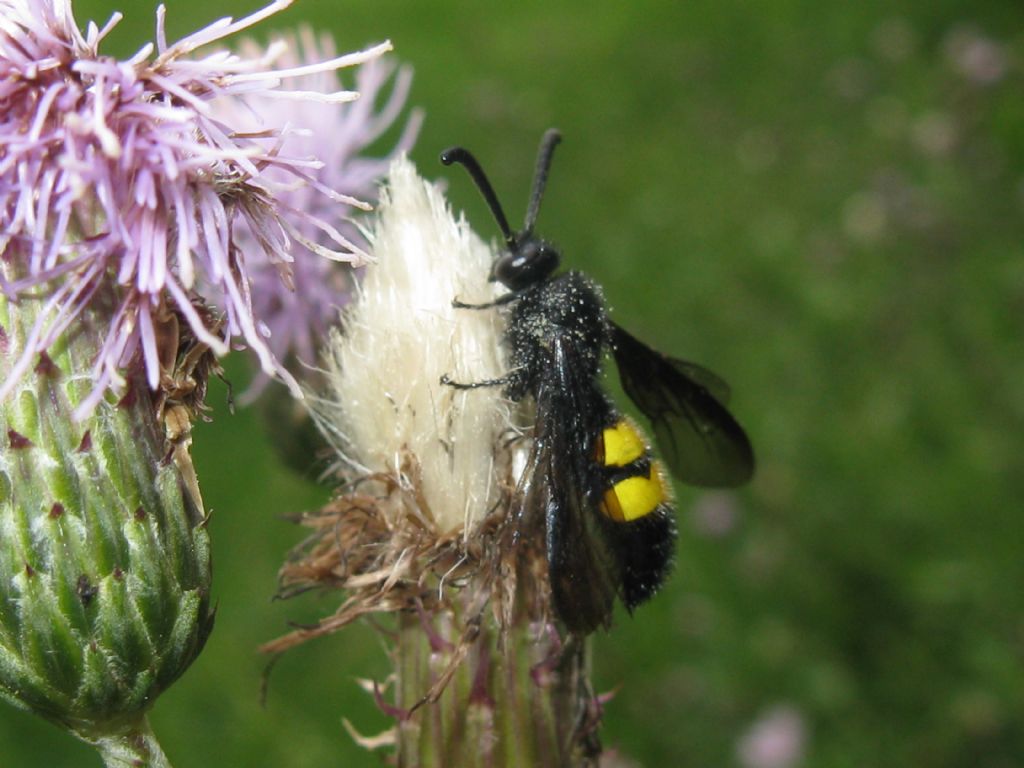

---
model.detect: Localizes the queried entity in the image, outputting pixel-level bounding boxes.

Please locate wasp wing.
[610,323,754,487]
[522,335,622,634]
[668,359,732,405]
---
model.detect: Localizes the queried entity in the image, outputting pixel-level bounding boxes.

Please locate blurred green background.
[4,0,1024,765]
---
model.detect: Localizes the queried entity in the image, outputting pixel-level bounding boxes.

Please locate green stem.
[395,607,598,767]
[92,716,173,768]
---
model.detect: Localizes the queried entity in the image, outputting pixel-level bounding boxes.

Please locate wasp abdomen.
[596,418,673,523]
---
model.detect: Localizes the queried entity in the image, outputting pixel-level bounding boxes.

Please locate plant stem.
[92,717,173,768]
[395,606,600,767]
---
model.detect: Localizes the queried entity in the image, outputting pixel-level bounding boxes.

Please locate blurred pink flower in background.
[736,704,807,768]
[943,25,1009,86]
[691,490,740,537]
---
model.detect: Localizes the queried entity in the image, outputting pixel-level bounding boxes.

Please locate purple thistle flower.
[213,28,422,396]
[0,0,392,418]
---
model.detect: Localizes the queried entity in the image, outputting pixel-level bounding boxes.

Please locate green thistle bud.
[0,284,214,764]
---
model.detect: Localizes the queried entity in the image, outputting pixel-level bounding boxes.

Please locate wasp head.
[442,129,564,292]
[491,233,560,289]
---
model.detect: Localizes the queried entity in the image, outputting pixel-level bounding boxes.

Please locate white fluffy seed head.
[317,156,513,533]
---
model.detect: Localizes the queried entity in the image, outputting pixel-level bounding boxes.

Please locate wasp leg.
[439,372,512,390]
[452,292,521,310]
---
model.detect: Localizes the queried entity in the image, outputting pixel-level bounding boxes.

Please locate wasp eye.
[491,237,559,290]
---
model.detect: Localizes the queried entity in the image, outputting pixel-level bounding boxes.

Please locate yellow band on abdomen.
[600,419,647,467]
[601,462,670,522]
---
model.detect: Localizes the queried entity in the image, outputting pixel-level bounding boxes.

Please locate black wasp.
[441,129,754,633]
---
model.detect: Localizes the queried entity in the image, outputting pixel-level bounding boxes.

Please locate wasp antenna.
[441,146,515,245]
[523,128,562,235]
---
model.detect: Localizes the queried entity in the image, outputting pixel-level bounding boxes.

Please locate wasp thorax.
[491,235,560,290]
